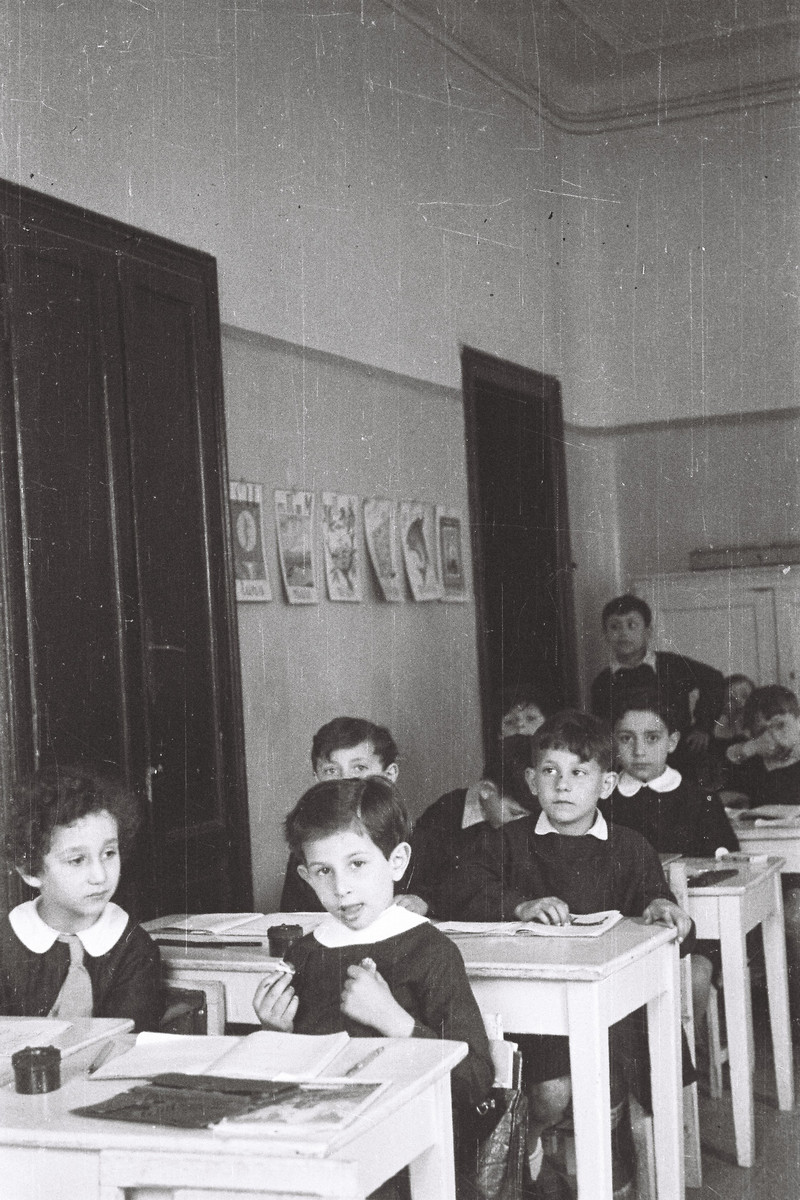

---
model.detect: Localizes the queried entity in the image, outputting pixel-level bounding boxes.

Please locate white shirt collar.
[616,766,682,796]
[9,899,128,957]
[534,809,608,840]
[611,649,657,673]
[313,903,428,947]
[461,782,486,829]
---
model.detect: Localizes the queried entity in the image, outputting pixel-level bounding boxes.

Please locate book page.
[0,1018,71,1056]
[90,1033,239,1079]
[439,911,623,938]
[209,1030,350,1081]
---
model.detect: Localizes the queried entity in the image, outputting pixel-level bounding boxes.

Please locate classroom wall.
[0,1,797,903]
[568,408,800,692]
[222,328,482,907]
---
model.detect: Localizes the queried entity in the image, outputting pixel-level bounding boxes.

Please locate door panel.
[0,182,250,920]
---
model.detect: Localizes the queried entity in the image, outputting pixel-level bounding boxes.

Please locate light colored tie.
[49,934,93,1019]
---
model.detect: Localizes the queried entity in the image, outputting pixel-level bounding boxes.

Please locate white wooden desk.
[0,1036,465,1200]
[451,920,683,1200]
[684,855,794,1167]
[730,819,800,872]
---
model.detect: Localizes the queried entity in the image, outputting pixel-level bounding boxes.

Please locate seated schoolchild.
[602,689,738,1018]
[450,710,693,1200]
[280,717,428,914]
[254,777,495,1169]
[724,685,800,1015]
[410,734,536,919]
[500,691,547,740]
[0,763,161,1031]
[713,674,755,750]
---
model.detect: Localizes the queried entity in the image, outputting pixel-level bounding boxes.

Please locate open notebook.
[90,1029,349,1081]
[437,910,624,938]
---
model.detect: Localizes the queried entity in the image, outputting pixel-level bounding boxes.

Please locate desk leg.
[763,874,795,1111]
[646,941,684,1200]
[567,983,612,1200]
[719,902,755,1167]
[407,1074,457,1200]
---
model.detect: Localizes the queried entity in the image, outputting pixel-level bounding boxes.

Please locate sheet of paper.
[213,1079,389,1137]
[438,910,623,938]
[154,913,264,934]
[90,1033,239,1079]
[0,1018,71,1056]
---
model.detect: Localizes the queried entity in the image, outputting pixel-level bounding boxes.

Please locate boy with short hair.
[1,763,161,1031]
[603,688,738,1017]
[451,710,692,1198]
[255,776,494,1119]
[590,593,724,775]
[279,717,408,912]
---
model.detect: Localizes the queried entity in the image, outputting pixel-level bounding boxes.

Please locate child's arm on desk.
[643,898,692,944]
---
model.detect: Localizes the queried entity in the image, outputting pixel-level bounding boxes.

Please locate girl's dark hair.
[612,688,680,734]
[531,710,614,773]
[5,763,141,875]
[285,777,411,862]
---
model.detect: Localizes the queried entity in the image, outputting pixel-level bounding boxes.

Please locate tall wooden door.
[0,181,251,919]
[461,347,579,757]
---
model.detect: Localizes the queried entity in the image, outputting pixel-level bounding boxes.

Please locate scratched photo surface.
[1,4,798,1194]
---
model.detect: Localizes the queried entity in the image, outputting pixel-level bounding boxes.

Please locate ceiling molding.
[388,0,800,133]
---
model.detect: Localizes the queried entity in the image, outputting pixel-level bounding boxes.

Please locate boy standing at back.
[280,717,426,914]
[451,711,692,1198]
[591,593,724,778]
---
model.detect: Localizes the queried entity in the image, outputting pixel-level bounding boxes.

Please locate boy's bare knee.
[528,1075,572,1125]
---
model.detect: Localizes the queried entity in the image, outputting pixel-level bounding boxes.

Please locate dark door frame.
[462,346,579,759]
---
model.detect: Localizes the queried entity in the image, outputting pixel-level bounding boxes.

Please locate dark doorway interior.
[462,347,579,758]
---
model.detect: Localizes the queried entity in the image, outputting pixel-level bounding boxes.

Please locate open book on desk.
[733,804,800,827]
[438,910,624,938]
[90,1029,349,1081]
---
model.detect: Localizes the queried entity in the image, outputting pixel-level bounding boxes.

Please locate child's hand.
[643,899,692,943]
[514,896,571,925]
[253,969,298,1032]
[395,894,429,916]
[340,959,415,1037]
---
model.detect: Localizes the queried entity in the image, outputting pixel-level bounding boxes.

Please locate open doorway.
[462,347,579,757]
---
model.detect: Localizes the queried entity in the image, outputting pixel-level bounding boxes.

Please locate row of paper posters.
[229,483,467,605]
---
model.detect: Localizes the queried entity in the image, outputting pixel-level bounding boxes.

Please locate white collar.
[461,782,486,829]
[611,649,657,673]
[313,903,428,947]
[9,899,128,957]
[534,809,608,840]
[616,766,682,796]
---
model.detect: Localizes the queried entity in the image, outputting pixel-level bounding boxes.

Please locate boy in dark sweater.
[602,688,738,1018]
[591,594,724,779]
[255,776,494,1123]
[451,710,692,1198]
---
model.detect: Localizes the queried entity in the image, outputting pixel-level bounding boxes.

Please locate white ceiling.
[392,0,800,131]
